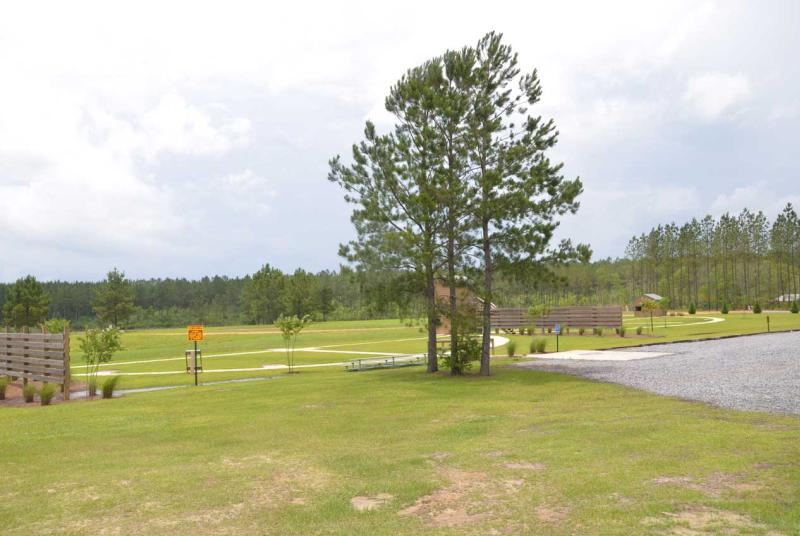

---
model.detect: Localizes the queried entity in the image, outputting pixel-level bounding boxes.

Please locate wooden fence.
[534,306,623,329]
[0,329,71,399]
[491,306,623,331]
[490,308,529,331]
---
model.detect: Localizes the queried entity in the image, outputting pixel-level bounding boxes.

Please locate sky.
[1,0,799,282]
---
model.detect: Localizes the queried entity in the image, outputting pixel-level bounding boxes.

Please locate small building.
[433,280,492,335]
[774,293,800,303]
[633,293,666,317]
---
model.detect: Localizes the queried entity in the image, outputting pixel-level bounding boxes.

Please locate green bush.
[721,303,729,314]
[102,376,120,399]
[0,376,8,400]
[636,326,643,335]
[688,303,696,314]
[438,334,478,375]
[594,327,603,337]
[506,340,516,357]
[578,327,585,336]
[42,318,70,334]
[40,384,56,406]
[23,384,36,403]
[791,301,799,314]
[752,302,762,314]
[618,326,626,337]
[534,338,546,353]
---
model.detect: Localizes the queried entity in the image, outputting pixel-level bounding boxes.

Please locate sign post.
[554,323,561,352]
[187,325,204,386]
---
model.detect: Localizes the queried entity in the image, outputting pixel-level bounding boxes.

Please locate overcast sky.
[1,1,798,282]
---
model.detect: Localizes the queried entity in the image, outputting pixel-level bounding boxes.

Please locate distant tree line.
[498,205,800,311]
[0,266,421,330]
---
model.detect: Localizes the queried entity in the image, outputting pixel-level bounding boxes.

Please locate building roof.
[643,293,663,301]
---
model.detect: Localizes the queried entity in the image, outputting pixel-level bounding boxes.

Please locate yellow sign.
[187,325,204,341]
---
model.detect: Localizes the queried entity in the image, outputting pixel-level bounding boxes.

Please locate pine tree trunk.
[480,218,492,376]
[447,234,460,375]
[425,265,438,373]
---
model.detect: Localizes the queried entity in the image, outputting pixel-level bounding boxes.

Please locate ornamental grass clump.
[102,376,120,399]
[792,301,799,314]
[529,338,546,354]
[618,326,626,338]
[636,326,644,335]
[40,384,55,406]
[23,384,36,403]
[506,340,516,357]
[0,376,8,400]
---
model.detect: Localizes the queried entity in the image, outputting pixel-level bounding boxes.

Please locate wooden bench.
[345,355,424,372]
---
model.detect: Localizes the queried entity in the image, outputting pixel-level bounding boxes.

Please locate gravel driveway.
[515,331,800,415]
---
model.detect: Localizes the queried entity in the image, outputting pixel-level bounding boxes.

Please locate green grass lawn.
[2,315,799,534]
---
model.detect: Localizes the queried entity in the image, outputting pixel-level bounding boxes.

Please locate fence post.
[63,327,71,401]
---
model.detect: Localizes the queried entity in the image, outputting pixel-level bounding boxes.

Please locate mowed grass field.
[1,313,799,534]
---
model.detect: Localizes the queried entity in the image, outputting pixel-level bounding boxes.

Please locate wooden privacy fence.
[491,308,529,331]
[0,329,71,399]
[534,306,623,329]
[491,306,624,331]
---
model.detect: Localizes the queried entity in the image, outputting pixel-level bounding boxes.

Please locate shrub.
[0,376,8,400]
[506,340,517,357]
[596,327,603,337]
[791,301,799,314]
[618,326,626,338]
[688,302,696,314]
[564,326,570,335]
[42,318,70,334]
[534,338,546,353]
[614,327,620,335]
[721,303,729,314]
[438,334,478,375]
[40,384,56,406]
[636,326,643,335]
[546,327,552,334]
[102,376,120,399]
[752,302,762,314]
[578,327,585,336]
[23,384,36,403]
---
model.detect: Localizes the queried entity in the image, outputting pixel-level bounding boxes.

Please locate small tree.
[275,314,311,373]
[659,298,670,328]
[641,300,659,333]
[79,327,122,398]
[527,304,550,336]
[688,302,696,315]
[93,268,135,328]
[43,318,70,334]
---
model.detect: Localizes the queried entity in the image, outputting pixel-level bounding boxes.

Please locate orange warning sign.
[187,325,204,341]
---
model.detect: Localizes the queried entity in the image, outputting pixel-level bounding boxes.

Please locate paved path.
[514,331,800,415]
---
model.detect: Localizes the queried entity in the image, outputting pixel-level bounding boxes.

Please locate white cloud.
[683,72,751,121]
[0,0,798,279]
[710,182,800,217]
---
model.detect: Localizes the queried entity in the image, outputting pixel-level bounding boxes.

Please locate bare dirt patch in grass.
[650,472,763,497]
[642,506,785,535]
[399,466,492,528]
[503,461,546,471]
[351,493,394,511]
[535,504,570,525]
